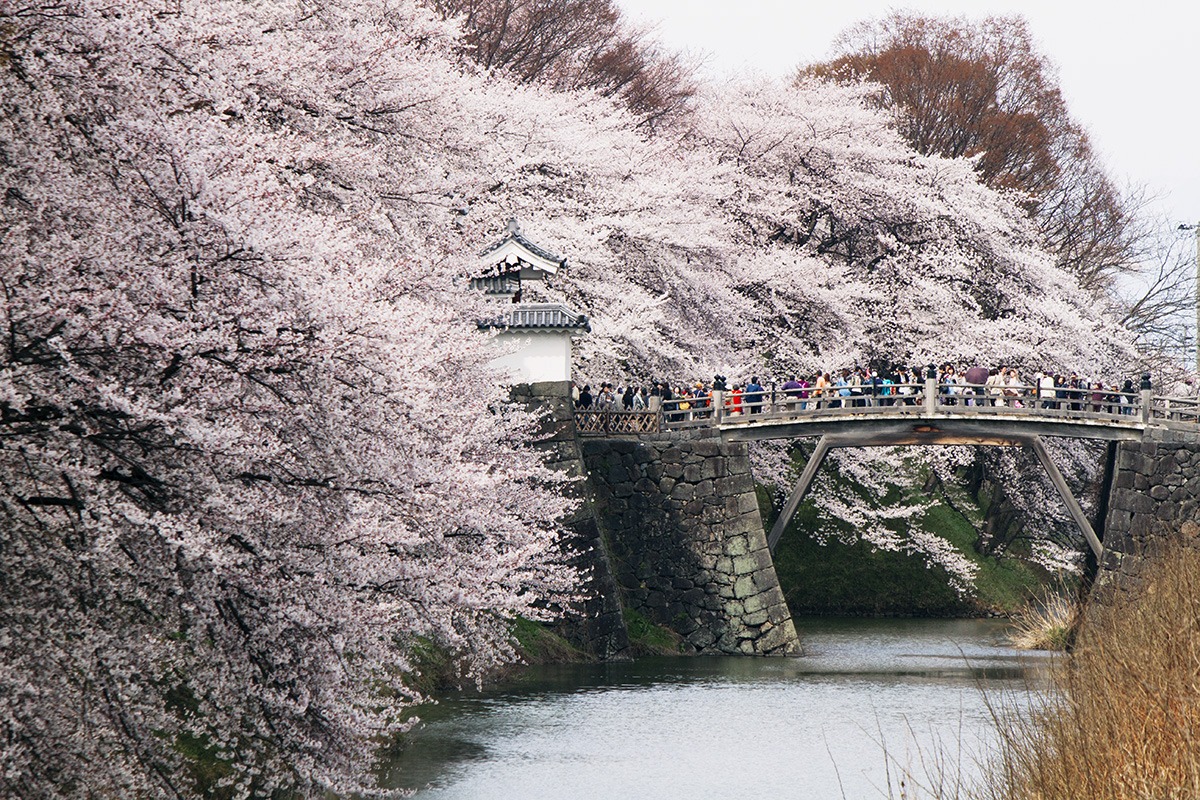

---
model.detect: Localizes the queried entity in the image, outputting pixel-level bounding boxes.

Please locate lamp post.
[1182,223,1200,375]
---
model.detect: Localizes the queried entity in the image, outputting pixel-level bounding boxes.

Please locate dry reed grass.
[1008,593,1078,651]
[964,541,1200,800]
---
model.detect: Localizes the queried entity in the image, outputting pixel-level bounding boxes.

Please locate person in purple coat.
[781,375,803,410]
[964,364,989,407]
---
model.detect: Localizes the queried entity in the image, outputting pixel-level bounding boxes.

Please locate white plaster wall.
[488,330,573,383]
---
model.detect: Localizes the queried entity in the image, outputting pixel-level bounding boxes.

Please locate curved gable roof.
[477,219,567,277]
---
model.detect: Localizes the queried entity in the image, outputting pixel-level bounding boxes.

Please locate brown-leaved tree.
[803,12,1149,296]
[428,0,695,129]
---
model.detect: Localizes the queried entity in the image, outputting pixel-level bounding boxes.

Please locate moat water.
[381,617,1051,800]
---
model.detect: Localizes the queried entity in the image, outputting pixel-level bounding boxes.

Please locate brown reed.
[1008,593,1079,652]
[966,541,1200,800]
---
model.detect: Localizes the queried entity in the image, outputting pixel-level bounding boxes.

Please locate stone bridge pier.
[1100,430,1200,591]
[520,381,800,658]
[581,433,799,655]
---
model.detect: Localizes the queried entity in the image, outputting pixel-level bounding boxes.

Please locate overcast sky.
[616,0,1200,233]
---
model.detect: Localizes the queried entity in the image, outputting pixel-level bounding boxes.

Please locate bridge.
[574,379,1200,560]
[549,377,1200,658]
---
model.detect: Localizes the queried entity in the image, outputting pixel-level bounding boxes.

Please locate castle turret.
[474,219,589,383]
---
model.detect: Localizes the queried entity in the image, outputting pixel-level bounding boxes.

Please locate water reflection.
[381,618,1051,799]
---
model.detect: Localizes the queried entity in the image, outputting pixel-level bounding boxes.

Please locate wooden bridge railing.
[571,378,1200,436]
[574,408,662,435]
[1149,395,1200,425]
[699,380,1150,429]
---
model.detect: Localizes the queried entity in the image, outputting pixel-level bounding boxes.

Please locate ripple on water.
[381,618,1049,800]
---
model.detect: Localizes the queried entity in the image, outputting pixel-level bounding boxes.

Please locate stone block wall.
[580,432,800,656]
[1101,432,1200,592]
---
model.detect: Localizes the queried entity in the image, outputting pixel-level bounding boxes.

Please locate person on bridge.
[986,368,1005,406]
[879,372,895,406]
[1070,376,1089,412]
[577,384,593,409]
[693,382,710,417]
[661,382,678,422]
[798,375,812,409]
[942,365,961,406]
[781,375,804,410]
[1106,383,1122,414]
[1005,369,1026,407]
[897,367,918,404]
[1039,372,1056,409]
[745,377,765,414]
[964,364,989,406]
[597,383,616,410]
[867,370,884,406]
[814,372,831,409]
[1120,378,1135,415]
[848,367,864,408]
[834,370,851,408]
[674,386,692,420]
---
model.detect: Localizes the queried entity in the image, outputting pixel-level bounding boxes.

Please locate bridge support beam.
[768,435,832,552]
[1029,435,1104,559]
[763,432,1107,560]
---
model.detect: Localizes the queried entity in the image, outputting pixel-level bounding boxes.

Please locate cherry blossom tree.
[452,70,1136,584]
[1,1,576,796]
[466,12,1146,589]
[428,60,1138,582]
[512,76,1138,381]
[804,12,1150,297]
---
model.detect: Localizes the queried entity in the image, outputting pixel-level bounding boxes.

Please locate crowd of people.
[573,364,1147,418]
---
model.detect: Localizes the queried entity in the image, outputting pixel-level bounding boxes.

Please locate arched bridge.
[575,379,1200,562]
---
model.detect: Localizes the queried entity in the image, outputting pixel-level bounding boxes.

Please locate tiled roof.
[477,218,567,267]
[469,274,519,295]
[479,303,590,332]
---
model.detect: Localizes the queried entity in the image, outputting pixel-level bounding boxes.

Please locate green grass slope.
[760,465,1049,617]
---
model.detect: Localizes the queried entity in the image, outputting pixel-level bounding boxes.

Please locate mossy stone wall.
[515,381,630,659]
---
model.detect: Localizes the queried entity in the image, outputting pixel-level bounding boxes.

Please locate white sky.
[616,0,1200,230]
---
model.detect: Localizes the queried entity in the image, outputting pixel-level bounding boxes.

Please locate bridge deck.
[715,405,1147,444]
[571,382,1200,565]
[576,382,1200,443]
